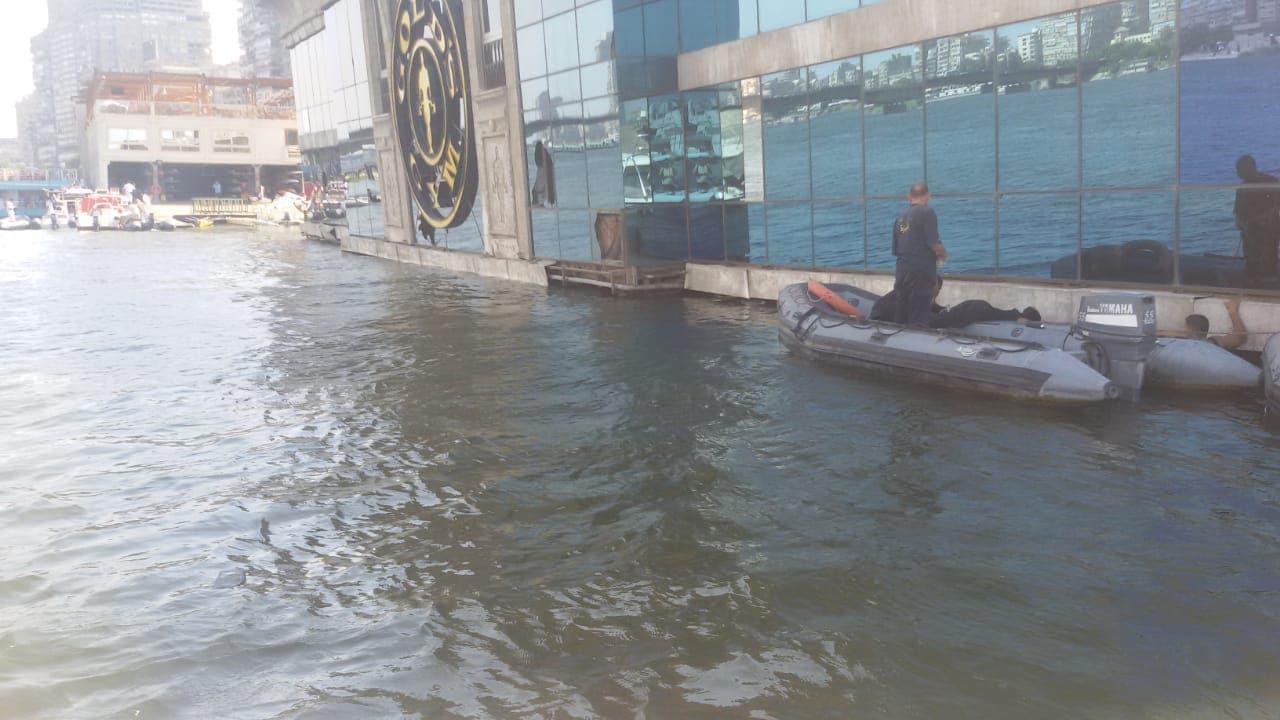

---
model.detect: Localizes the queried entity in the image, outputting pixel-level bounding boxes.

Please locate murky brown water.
[2,230,1279,719]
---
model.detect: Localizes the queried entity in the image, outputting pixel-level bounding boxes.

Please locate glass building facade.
[289,0,384,239]
[516,0,1279,290]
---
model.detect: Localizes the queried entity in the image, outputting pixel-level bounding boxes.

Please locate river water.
[1,230,1278,719]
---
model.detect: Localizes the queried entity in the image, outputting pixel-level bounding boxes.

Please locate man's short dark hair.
[1021,307,1042,322]
[909,181,930,198]
[1237,154,1257,179]
[1186,314,1210,336]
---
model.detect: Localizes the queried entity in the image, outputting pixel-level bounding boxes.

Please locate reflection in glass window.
[808,58,862,200]
[863,45,922,197]
[1179,188,1252,288]
[866,198,907,269]
[517,24,547,79]
[746,202,767,263]
[925,31,995,193]
[997,14,1078,191]
[766,203,814,266]
[544,11,580,73]
[648,95,686,202]
[999,193,1079,278]
[762,69,810,201]
[584,96,623,208]
[644,0,679,56]
[627,205,689,262]
[559,210,595,260]
[621,99,651,203]
[580,61,614,99]
[613,6,644,57]
[813,202,865,268]
[807,0,858,21]
[1081,191,1175,284]
[515,0,542,28]
[576,0,613,66]
[1082,4,1175,188]
[685,91,723,201]
[532,208,560,257]
[929,196,995,273]
[551,105,589,208]
[543,0,574,18]
[690,204,727,260]
[718,84,748,201]
[521,77,549,112]
[679,0,718,53]
[759,0,805,33]
[547,69,582,104]
[1179,0,1280,185]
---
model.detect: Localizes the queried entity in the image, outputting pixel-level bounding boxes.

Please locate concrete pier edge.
[336,236,1280,352]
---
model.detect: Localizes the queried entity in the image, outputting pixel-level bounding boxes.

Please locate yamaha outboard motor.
[1075,292,1157,401]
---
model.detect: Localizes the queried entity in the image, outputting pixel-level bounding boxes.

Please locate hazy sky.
[0,1,242,142]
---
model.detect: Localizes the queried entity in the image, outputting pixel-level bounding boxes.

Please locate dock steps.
[546,261,685,294]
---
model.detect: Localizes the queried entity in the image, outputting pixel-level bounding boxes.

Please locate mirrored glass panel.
[559,210,595,260]
[580,61,614,99]
[515,0,542,28]
[522,77,549,112]
[544,10,581,73]
[866,198,907,270]
[613,6,645,57]
[644,0,679,56]
[626,205,689,262]
[997,14,1079,191]
[532,208,560,257]
[690,204,728,260]
[766,203,814,266]
[740,78,765,202]
[648,94,686,202]
[808,58,863,200]
[1081,191,1175,284]
[547,69,582,104]
[746,202,767,263]
[813,202,865,268]
[620,98,652,204]
[584,96,623,208]
[1082,3,1175,188]
[762,69,811,201]
[517,23,547,79]
[551,105,589,209]
[925,31,995,193]
[544,0,575,17]
[808,0,858,21]
[1179,0,1280,185]
[1178,188,1256,288]
[999,193,1079,278]
[685,90,723,201]
[863,45,923,197]
[719,84,748,201]
[759,0,805,33]
[576,0,613,65]
[930,196,995,273]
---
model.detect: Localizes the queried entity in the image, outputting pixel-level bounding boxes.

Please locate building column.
[253,165,262,195]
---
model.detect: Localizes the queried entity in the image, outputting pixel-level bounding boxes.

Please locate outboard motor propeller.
[1074,292,1157,401]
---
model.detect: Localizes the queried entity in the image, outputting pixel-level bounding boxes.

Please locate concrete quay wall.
[686,263,1280,353]
[341,236,551,288]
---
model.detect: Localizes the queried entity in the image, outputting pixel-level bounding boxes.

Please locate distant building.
[239,0,292,79]
[25,0,213,170]
[0,139,22,167]
[1016,30,1043,65]
[80,72,300,200]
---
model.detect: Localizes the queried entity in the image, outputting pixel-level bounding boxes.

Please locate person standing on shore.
[890,181,948,326]
[1234,155,1280,287]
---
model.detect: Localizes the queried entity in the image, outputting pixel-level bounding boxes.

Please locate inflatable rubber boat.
[962,320,1262,391]
[1265,334,1280,417]
[779,283,1124,404]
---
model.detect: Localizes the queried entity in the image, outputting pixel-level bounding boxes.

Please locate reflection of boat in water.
[778,283,1122,404]
[1050,239,1249,288]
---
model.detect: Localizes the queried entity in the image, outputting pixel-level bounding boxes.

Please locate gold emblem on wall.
[391,0,478,234]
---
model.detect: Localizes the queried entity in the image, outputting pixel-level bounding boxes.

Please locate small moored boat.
[778,283,1121,404]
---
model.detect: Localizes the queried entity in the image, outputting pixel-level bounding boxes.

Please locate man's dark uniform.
[891,204,940,326]
[1236,168,1280,287]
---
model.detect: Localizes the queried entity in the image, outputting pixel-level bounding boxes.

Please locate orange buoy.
[807,280,866,319]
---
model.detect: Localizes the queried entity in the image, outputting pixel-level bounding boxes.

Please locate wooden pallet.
[546,261,686,294]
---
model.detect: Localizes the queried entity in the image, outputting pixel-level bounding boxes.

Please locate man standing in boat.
[891,182,948,326]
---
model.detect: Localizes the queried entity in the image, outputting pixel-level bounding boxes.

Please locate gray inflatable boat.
[778,283,1119,404]
[963,321,1262,391]
[1265,334,1280,417]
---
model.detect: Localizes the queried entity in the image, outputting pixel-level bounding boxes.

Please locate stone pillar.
[360,0,417,245]
[252,165,262,195]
